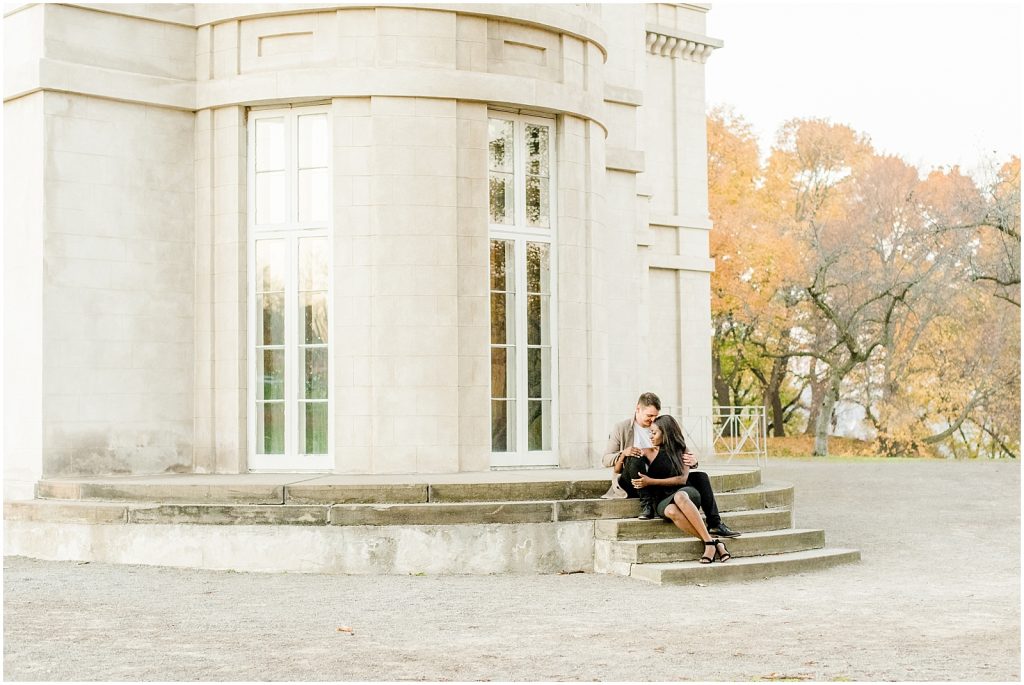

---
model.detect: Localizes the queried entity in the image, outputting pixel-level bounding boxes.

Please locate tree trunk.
[766,355,788,437]
[711,352,732,409]
[711,352,735,436]
[812,380,838,456]
[804,358,825,435]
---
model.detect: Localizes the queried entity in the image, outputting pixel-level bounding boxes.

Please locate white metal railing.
[664,405,768,471]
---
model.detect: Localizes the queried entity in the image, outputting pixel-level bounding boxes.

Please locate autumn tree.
[707,109,1020,458]
[707,107,803,435]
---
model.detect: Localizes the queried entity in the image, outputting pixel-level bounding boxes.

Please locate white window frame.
[246,105,334,472]
[488,111,559,468]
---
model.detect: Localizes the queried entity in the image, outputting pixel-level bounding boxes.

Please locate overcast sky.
[704,1,1022,176]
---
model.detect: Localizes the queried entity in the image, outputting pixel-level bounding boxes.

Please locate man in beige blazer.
[602,392,739,536]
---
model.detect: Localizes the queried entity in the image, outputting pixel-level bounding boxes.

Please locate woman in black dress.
[631,414,731,564]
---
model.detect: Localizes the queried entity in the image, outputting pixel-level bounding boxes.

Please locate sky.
[704,1,1022,177]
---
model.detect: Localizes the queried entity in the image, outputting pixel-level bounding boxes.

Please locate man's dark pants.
[616,457,721,527]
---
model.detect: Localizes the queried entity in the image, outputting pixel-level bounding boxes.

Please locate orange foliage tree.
[707,112,1020,458]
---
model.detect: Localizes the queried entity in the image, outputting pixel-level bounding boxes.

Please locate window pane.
[258,402,285,454]
[525,175,550,228]
[303,347,328,399]
[255,118,285,171]
[490,293,515,345]
[491,400,515,452]
[260,349,285,400]
[528,400,552,451]
[256,171,286,224]
[489,174,514,225]
[525,124,550,177]
[300,292,329,345]
[298,114,328,168]
[527,346,551,398]
[490,240,514,292]
[298,168,329,223]
[526,242,550,294]
[527,294,550,346]
[488,118,514,173]
[256,240,285,293]
[299,237,329,291]
[259,293,285,345]
[300,402,328,455]
[491,346,515,398]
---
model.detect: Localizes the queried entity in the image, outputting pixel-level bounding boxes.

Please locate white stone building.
[3,3,720,498]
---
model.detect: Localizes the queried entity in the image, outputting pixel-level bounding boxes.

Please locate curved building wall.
[2,2,717,488]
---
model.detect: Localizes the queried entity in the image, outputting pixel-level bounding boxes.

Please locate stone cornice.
[644,24,723,63]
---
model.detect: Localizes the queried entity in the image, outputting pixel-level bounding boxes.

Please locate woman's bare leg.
[663,503,700,537]
[668,491,714,541]
[668,491,731,560]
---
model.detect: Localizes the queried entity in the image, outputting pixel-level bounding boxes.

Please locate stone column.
[641,20,720,452]
[194,105,247,473]
[3,90,45,498]
[455,101,491,472]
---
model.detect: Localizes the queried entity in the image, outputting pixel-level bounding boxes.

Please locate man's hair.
[636,392,661,410]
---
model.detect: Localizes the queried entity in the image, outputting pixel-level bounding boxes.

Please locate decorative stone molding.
[644,25,722,63]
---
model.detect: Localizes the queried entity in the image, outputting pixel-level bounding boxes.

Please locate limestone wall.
[41,92,196,477]
[3,2,719,482]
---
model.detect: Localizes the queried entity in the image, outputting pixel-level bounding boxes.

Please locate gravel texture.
[4,457,1020,681]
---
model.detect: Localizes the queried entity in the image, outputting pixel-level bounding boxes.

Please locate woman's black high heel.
[700,540,717,564]
[714,539,732,562]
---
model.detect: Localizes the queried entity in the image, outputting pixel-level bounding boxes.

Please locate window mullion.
[516,236,528,457]
[285,234,295,460]
[288,112,297,459]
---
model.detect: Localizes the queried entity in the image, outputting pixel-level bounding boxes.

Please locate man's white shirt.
[633,422,653,449]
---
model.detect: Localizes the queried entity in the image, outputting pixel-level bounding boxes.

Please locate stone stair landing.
[4,466,859,580]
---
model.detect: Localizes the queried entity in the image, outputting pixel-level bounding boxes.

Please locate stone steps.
[6,467,860,581]
[31,469,765,505]
[8,481,794,527]
[629,548,862,585]
[607,528,826,564]
[596,506,794,540]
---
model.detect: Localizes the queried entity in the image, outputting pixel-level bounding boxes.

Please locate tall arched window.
[488,112,558,467]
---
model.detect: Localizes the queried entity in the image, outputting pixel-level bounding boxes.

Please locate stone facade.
[3,3,721,497]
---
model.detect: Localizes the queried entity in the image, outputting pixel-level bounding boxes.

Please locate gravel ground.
[4,458,1020,681]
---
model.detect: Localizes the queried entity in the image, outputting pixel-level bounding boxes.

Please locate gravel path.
[4,458,1020,681]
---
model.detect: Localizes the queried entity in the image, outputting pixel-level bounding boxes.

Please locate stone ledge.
[4,500,128,524]
[426,480,607,503]
[714,483,794,511]
[603,84,643,107]
[555,498,637,521]
[630,548,861,585]
[612,528,826,564]
[45,483,288,505]
[128,504,329,526]
[595,507,793,541]
[329,501,555,526]
[605,147,645,173]
[30,468,761,506]
[286,483,429,504]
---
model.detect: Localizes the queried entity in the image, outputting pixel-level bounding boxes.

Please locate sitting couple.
[602,392,738,564]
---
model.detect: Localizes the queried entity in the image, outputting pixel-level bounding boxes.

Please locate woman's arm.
[633,473,686,488]
[612,452,626,474]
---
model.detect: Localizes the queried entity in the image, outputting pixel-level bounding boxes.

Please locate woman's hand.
[631,473,653,489]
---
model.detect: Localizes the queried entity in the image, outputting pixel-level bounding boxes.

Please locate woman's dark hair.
[653,414,688,476]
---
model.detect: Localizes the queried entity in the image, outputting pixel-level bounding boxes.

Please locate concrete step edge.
[595,507,794,540]
[23,482,792,516]
[32,468,763,504]
[630,548,862,584]
[610,528,826,563]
